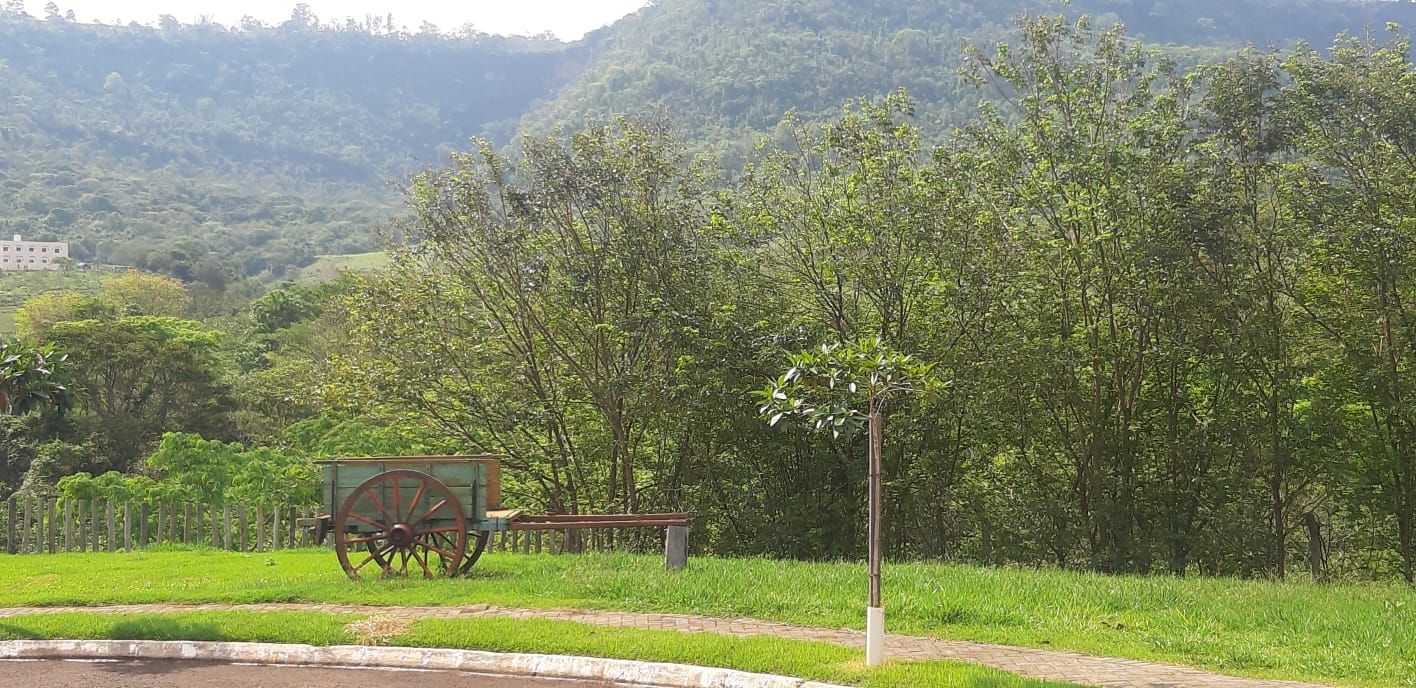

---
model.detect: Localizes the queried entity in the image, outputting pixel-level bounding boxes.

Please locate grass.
[0,548,1410,686]
[296,252,389,282]
[0,611,1078,688]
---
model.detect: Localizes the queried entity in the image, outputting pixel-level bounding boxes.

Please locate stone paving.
[0,603,1333,688]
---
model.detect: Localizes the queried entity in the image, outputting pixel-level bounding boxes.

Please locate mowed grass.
[0,611,1077,688]
[0,548,1411,686]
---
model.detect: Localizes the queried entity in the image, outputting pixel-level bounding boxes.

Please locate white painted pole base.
[865,605,885,667]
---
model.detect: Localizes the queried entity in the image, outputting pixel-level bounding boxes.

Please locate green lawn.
[0,611,1077,688]
[295,252,390,282]
[0,548,1409,687]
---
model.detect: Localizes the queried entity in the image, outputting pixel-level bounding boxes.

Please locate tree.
[48,317,232,467]
[98,272,190,316]
[963,15,1194,573]
[757,337,932,666]
[0,340,69,416]
[1282,27,1416,582]
[334,118,720,519]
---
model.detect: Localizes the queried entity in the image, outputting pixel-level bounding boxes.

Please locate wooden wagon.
[314,455,690,579]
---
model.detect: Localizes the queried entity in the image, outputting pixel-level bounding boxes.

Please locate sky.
[16,0,651,39]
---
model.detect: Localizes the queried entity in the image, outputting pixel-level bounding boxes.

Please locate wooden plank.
[75,499,87,552]
[212,505,222,549]
[62,499,72,552]
[510,519,690,531]
[46,498,57,553]
[139,504,149,549]
[271,507,281,550]
[90,500,100,552]
[106,501,116,552]
[123,502,133,551]
[223,505,232,551]
[3,498,13,554]
[20,496,31,553]
[236,503,247,554]
[517,513,691,523]
[534,530,542,554]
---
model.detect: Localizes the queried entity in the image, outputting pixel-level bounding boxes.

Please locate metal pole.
[866,410,885,666]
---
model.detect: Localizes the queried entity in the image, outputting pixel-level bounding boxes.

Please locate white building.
[0,235,68,271]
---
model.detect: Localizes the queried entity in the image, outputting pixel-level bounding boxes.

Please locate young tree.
[757,337,932,666]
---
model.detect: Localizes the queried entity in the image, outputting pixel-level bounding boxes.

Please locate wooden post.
[123,502,133,551]
[271,507,281,550]
[222,505,232,551]
[62,500,72,552]
[20,496,31,553]
[866,410,885,667]
[235,503,246,554]
[210,505,220,549]
[665,525,688,571]
[3,498,13,554]
[183,503,192,544]
[246,506,256,552]
[106,501,116,552]
[89,499,100,552]
[75,499,87,552]
[89,500,100,552]
[139,504,149,549]
[46,499,57,553]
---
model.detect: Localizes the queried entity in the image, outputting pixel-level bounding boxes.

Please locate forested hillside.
[527,0,1416,158]
[0,8,580,279]
[4,1,1414,280]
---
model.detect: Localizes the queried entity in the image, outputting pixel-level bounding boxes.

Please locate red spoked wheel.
[334,469,469,579]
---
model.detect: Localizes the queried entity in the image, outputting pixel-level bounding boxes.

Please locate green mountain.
[2,1,1414,282]
[0,13,580,280]
[527,0,1416,158]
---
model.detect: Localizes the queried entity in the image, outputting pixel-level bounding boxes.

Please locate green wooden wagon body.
[314,455,518,578]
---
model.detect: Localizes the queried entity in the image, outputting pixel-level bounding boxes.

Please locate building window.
[28,247,34,252]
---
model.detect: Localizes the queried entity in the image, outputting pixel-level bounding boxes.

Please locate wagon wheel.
[334,469,469,580]
[458,531,491,574]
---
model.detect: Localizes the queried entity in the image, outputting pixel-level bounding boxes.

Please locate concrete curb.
[0,640,851,688]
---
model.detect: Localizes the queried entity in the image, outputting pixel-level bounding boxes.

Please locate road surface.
[0,658,623,687]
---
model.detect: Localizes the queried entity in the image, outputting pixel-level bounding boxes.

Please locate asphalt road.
[0,659,622,687]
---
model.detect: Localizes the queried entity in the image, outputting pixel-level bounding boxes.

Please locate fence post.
[87,499,98,552]
[123,502,132,551]
[106,501,116,552]
[665,525,688,571]
[46,499,57,553]
[139,504,149,549]
[62,500,72,551]
[20,496,31,553]
[271,507,281,551]
[3,498,12,555]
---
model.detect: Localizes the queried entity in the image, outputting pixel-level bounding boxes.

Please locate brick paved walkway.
[0,603,1331,688]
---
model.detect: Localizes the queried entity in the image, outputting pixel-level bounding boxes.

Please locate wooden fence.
[1,495,320,555]
[1,495,685,561]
